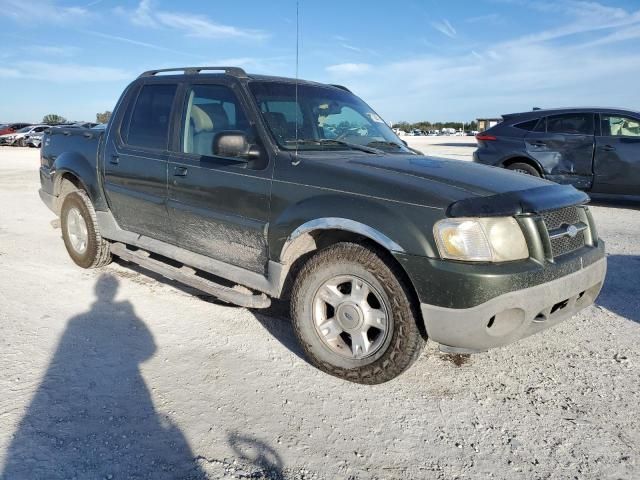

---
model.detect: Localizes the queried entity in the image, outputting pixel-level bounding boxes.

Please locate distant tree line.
[42,114,67,125]
[392,120,478,132]
[38,112,112,125]
[96,111,112,124]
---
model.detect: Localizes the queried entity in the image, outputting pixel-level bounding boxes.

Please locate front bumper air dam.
[421,256,607,352]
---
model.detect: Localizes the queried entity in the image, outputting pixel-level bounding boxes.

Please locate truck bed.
[41,127,103,171]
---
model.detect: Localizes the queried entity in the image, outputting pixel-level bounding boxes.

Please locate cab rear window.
[124,84,177,150]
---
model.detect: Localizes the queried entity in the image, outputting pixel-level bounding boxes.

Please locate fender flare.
[52,152,108,211]
[279,217,404,264]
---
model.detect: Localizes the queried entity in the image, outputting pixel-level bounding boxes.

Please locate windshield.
[249,81,411,153]
[17,127,32,133]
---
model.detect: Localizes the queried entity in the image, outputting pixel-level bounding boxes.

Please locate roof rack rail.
[329,84,352,93]
[138,66,249,79]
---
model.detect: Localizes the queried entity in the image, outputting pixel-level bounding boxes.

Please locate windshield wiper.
[312,138,384,153]
[366,140,404,150]
[293,138,383,154]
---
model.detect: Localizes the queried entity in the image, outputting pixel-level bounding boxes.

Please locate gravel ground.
[0,145,638,479]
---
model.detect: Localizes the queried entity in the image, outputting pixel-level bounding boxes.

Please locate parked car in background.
[0,123,31,137]
[26,132,45,148]
[474,108,640,195]
[1,125,49,147]
[38,66,605,384]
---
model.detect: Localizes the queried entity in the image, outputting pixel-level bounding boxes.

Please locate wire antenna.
[293,0,301,164]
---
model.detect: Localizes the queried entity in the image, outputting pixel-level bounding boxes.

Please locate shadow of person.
[596,254,640,324]
[1,274,204,480]
[227,432,283,479]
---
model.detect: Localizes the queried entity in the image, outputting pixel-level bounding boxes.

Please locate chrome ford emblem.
[566,224,579,238]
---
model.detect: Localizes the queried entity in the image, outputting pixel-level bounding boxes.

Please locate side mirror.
[213,130,250,158]
[213,131,264,168]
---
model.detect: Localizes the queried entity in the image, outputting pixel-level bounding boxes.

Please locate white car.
[1,125,48,147]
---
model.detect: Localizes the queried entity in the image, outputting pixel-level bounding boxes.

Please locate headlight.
[434,217,529,262]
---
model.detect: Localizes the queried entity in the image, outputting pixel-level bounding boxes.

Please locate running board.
[110,242,271,309]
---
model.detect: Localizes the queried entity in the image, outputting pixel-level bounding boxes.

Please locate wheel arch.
[279,218,404,265]
[502,156,544,176]
[276,221,426,338]
[52,152,108,212]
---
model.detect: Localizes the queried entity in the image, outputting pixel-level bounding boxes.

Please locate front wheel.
[60,190,112,269]
[291,243,426,384]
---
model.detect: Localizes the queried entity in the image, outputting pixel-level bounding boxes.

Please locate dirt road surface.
[0,145,638,479]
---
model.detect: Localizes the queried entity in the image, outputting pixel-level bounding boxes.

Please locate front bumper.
[420,256,606,352]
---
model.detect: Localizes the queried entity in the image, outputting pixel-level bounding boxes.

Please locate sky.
[1,0,640,124]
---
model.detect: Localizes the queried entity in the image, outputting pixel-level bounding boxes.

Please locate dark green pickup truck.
[39,67,606,383]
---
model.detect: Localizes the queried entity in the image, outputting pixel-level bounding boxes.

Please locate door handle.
[173,166,188,177]
[530,141,546,147]
[109,155,119,165]
[600,145,616,152]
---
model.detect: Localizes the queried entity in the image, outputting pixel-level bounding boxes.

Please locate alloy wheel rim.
[66,207,88,254]
[312,275,390,359]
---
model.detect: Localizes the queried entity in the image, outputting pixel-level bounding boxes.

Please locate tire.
[17,138,25,147]
[507,162,540,177]
[291,242,426,384]
[60,190,112,269]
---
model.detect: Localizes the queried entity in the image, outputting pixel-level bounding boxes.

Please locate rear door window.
[600,115,640,137]
[514,119,540,131]
[124,84,177,150]
[546,113,594,135]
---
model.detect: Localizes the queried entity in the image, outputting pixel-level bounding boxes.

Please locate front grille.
[541,206,587,258]
[549,230,586,257]
[541,206,581,230]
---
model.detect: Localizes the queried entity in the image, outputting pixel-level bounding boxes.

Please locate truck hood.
[350,155,544,196]
[336,155,589,217]
[347,154,589,215]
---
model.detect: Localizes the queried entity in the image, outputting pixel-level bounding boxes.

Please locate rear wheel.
[60,190,112,268]
[291,242,425,384]
[507,162,540,177]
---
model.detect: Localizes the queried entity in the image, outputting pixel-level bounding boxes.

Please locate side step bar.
[110,242,271,309]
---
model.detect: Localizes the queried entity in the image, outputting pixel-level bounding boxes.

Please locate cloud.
[129,0,156,27]
[499,0,640,47]
[116,0,269,41]
[4,62,131,82]
[465,13,503,24]
[0,67,21,79]
[156,12,268,40]
[318,3,640,122]
[24,45,80,57]
[431,19,457,38]
[326,63,372,75]
[341,44,362,53]
[0,0,89,24]
[81,30,202,58]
